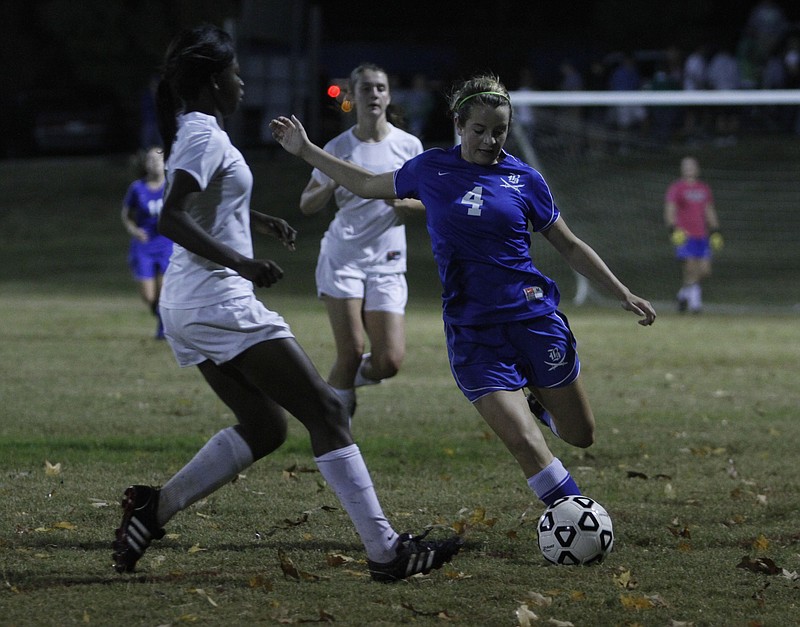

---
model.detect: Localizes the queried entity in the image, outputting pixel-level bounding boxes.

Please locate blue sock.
[527,458,581,506]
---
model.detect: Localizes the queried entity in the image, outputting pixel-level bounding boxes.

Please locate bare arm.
[541,217,656,326]
[270,115,397,199]
[704,202,720,230]
[158,170,284,288]
[121,205,148,242]
[663,200,677,229]
[389,198,425,219]
[299,176,337,216]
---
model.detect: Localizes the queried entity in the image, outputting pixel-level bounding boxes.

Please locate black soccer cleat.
[368,530,464,582]
[112,485,165,573]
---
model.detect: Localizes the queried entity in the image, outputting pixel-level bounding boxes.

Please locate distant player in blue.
[271,74,656,507]
[121,145,172,338]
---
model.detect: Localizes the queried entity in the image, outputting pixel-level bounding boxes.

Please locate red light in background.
[327,84,341,98]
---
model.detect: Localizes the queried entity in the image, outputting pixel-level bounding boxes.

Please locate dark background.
[2,0,798,155]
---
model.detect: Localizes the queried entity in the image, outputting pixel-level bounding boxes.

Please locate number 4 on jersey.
[461,186,484,216]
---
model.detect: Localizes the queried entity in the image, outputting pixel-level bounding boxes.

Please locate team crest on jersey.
[500,173,524,193]
[386,251,401,261]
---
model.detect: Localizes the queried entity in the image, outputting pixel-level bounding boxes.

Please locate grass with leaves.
[1,292,799,626]
[1,154,798,625]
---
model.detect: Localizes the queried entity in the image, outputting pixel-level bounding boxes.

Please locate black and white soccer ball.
[537,495,614,565]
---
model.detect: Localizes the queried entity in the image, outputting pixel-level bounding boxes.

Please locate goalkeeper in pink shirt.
[664,156,723,313]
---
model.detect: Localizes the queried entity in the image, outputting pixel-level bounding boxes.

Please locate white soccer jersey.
[160,112,255,308]
[312,124,423,274]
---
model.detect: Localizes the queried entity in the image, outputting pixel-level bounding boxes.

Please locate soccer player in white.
[112,25,462,582]
[299,63,424,417]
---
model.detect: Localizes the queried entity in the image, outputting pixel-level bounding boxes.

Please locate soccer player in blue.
[121,145,172,339]
[271,73,656,508]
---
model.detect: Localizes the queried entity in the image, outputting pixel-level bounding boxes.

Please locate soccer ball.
[537,495,614,565]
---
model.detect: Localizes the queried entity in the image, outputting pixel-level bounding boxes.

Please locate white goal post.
[508,89,800,107]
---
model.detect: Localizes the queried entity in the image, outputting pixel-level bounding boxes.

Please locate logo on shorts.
[386,251,401,261]
[545,346,567,371]
[524,286,544,301]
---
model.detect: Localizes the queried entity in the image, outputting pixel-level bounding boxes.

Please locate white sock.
[688,283,702,311]
[315,443,399,563]
[353,353,381,388]
[157,427,254,527]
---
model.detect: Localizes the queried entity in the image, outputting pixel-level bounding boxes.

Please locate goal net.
[505,89,800,313]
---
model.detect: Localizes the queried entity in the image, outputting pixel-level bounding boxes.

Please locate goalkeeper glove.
[669,226,687,247]
[709,230,724,251]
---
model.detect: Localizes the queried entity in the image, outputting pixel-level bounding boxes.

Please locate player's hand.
[132,227,149,243]
[621,293,657,326]
[669,227,687,247]
[252,213,297,251]
[269,115,309,156]
[236,258,284,288]
[709,230,724,252]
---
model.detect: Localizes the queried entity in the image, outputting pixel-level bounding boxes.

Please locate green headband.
[455,91,510,110]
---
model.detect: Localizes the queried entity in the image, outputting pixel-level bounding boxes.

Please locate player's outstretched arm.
[541,217,656,326]
[270,115,396,200]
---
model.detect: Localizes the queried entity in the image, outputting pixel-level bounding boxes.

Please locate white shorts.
[161,294,294,367]
[315,257,408,314]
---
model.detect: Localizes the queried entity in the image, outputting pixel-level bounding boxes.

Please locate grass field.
[1,153,799,625]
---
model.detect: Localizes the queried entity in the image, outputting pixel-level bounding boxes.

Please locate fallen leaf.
[667,524,691,539]
[248,574,273,590]
[546,619,575,626]
[326,553,354,566]
[613,569,638,590]
[53,521,77,530]
[278,550,325,582]
[44,460,62,476]
[752,534,769,552]
[620,594,656,610]
[187,544,206,554]
[736,555,781,575]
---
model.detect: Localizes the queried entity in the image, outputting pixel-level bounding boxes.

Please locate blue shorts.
[128,242,172,280]
[445,311,580,403]
[675,236,711,260]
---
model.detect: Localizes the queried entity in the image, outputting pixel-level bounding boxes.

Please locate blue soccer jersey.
[124,179,169,246]
[394,145,561,325]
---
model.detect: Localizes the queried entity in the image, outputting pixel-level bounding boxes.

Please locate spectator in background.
[706,46,741,145]
[783,35,800,134]
[392,73,435,140]
[514,66,538,144]
[664,156,722,314]
[607,53,646,153]
[649,59,682,145]
[584,59,609,156]
[739,0,790,85]
[558,59,584,157]
[681,44,709,143]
